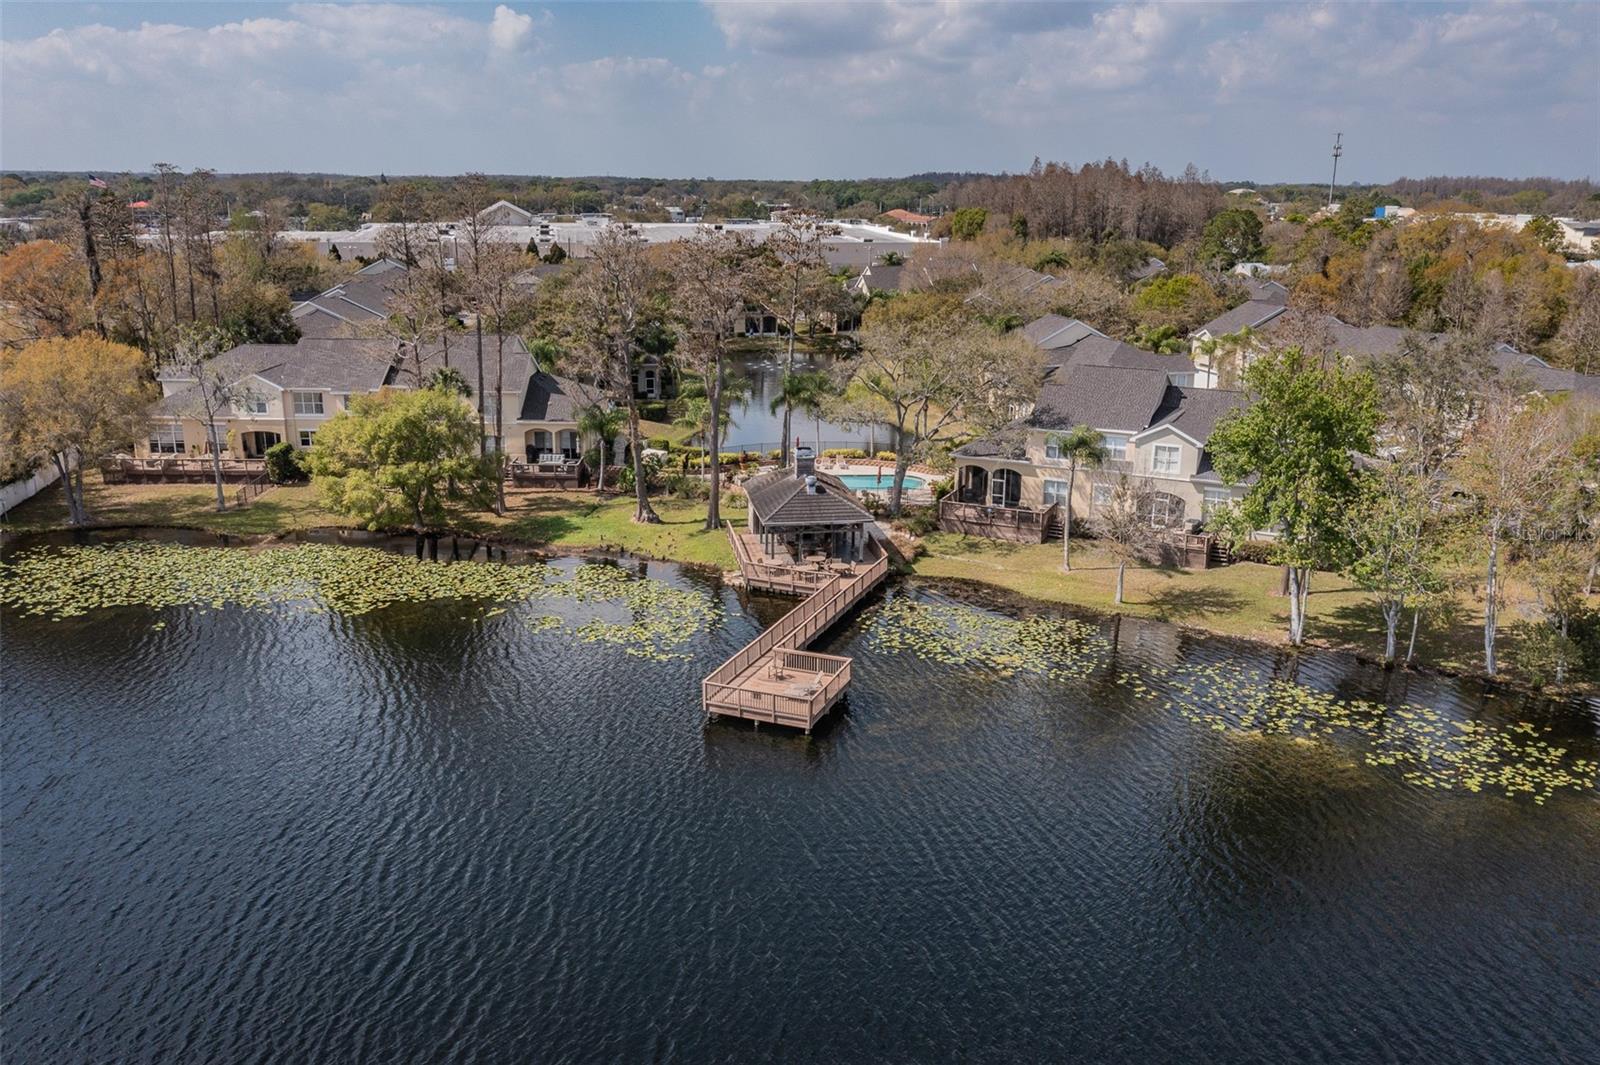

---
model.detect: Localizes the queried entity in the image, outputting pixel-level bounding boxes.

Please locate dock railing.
[701,551,888,709]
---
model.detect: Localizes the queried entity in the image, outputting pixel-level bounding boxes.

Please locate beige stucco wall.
[954,427,1243,525]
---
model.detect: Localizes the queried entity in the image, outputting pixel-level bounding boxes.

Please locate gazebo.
[742,447,873,562]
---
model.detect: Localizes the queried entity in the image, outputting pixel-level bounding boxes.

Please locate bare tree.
[1091,476,1160,605]
[466,239,535,514]
[1452,389,1568,676]
[665,230,754,529]
[832,295,1045,515]
[756,214,837,466]
[168,327,257,512]
[557,227,663,523]
[453,174,498,459]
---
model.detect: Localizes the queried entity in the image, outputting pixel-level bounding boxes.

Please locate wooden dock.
[703,524,889,732]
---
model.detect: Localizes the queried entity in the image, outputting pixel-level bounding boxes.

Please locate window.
[1102,434,1128,460]
[1147,492,1186,528]
[1151,444,1180,475]
[149,423,185,454]
[298,431,316,448]
[1044,440,1060,460]
[1042,479,1069,505]
[292,391,324,415]
[244,394,268,415]
[1092,484,1113,507]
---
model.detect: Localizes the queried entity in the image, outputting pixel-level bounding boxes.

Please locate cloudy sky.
[2,1,1596,181]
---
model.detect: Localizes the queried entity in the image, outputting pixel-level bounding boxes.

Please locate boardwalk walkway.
[702,523,889,732]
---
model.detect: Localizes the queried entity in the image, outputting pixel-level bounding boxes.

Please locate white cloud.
[0,1,1593,179]
[488,4,539,54]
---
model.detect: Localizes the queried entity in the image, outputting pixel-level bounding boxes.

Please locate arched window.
[529,430,553,461]
[1142,492,1186,528]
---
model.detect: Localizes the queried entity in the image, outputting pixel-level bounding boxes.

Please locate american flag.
[87,175,109,189]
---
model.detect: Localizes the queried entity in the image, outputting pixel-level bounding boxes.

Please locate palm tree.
[576,403,625,494]
[769,370,836,459]
[1048,425,1107,572]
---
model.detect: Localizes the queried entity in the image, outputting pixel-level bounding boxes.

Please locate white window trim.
[149,423,185,454]
[292,391,324,416]
[1151,444,1181,476]
[1042,478,1068,505]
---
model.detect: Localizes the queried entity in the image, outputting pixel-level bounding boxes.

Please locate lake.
[720,350,894,453]
[3,535,1598,1064]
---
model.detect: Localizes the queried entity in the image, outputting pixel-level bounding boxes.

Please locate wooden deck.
[703,524,889,732]
[102,457,267,485]
[937,497,1060,543]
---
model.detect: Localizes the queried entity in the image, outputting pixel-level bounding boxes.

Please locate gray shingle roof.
[743,467,872,526]
[1193,300,1288,338]
[1030,365,1174,433]
[518,371,585,422]
[1240,277,1289,304]
[1142,385,1249,442]
[1049,335,1196,376]
[153,339,399,416]
[1020,314,1105,350]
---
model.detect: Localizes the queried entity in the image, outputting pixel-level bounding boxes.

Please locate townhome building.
[140,336,596,470]
[940,364,1249,547]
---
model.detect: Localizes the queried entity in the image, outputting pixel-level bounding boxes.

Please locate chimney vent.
[805,474,818,494]
[795,445,815,479]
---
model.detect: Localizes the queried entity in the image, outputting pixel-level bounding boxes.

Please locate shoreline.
[4,516,1586,700]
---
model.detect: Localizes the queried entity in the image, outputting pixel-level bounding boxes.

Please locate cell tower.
[1327,132,1343,207]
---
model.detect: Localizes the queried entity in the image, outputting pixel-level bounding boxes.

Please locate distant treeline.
[945,158,1224,248]
[1,170,969,223]
[6,167,1595,225]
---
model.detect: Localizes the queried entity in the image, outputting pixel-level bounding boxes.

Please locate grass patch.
[4,477,343,537]
[911,533,1496,673]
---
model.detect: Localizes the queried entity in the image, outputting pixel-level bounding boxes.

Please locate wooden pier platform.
[703,524,889,732]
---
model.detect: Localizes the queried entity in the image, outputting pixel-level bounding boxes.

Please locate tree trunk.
[888,441,911,517]
[1406,609,1421,666]
[1062,461,1076,572]
[1276,564,1290,597]
[1484,522,1499,676]
[705,353,723,530]
[474,317,487,458]
[626,401,660,524]
[1382,601,1401,666]
[493,341,506,515]
[53,452,84,526]
[594,437,608,494]
[1115,561,1125,604]
[780,286,799,468]
[1286,565,1307,646]
[78,196,105,338]
[208,423,227,512]
[1586,556,1596,597]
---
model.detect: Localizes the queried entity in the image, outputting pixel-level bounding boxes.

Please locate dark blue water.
[4,544,1598,1063]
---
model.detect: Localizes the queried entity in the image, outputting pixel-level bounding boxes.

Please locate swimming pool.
[837,473,924,491]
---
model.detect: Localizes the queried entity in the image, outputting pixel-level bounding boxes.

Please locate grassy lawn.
[5,476,739,569]
[4,478,344,537]
[456,489,738,568]
[5,476,1550,680]
[912,532,1497,674]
